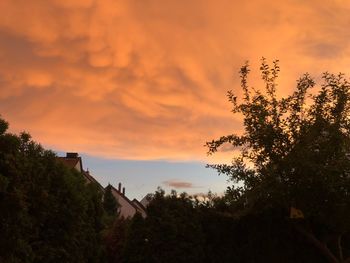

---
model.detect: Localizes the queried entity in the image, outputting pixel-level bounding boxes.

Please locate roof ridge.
[110,185,144,212]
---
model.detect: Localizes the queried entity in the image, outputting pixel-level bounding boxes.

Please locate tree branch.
[337,235,344,262]
[294,224,339,263]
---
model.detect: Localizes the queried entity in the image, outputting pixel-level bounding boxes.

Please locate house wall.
[74,161,82,172]
[140,194,152,208]
[132,201,147,218]
[111,190,137,218]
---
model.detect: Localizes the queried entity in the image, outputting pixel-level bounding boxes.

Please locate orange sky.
[1,0,350,161]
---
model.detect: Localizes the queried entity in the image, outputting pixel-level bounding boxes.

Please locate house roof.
[82,171,105,192]
[110,185,146,214]
[57,156,83,172]
[140,193,153,208]
[132,198,146,211]
[57,154,104,191]
[57,152,146,216]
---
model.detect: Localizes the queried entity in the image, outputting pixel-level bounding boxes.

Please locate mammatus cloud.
[0,0,350,161]
[163,180,195,189]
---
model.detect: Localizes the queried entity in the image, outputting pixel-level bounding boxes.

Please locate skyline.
[1,0,350,198]
[58,151,227,200]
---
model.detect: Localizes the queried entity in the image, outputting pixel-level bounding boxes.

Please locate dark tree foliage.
[121,189,205,263]
[206,59,350,263]
[200,206,327,263]
[104,217,129,263]
[103,184,119,217]
[115,188,325,263]
[0,116,105,263]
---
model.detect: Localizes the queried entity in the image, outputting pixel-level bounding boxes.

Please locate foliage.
[104,184,120,217]
[0,116,105,263]
[115,188,327,262]
[206,59,350,262]
[121,188,205,263]
[104,217,129,263]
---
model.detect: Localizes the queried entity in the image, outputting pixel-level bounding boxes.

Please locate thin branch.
[294,224,339,263]
[337,235,344,262]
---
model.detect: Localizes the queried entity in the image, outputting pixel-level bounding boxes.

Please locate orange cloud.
[163,180,195,189]
[0,0,350,161]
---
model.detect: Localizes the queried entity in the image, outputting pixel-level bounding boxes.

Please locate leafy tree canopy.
[0,116,105,263]
[207,59,350,263]
[103,184,120,217]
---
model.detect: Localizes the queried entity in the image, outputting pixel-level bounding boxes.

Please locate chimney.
[122,187,125,195]
[118,183,121,192]
[66,152,78,158]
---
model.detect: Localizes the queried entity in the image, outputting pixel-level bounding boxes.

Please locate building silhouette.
[58,152,147,218]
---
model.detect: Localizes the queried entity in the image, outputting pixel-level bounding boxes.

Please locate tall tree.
[103,184,119,217]
[0,116,105,263]
[206,59,350,263]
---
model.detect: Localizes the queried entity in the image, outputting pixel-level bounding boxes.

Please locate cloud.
[163,180,195,189]
[0,0,350,161]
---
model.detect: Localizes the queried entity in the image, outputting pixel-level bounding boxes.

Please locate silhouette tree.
[104,217,129,263]
[122,188,205,263]
[207,59,350,263]
[103,184,119,217]
[0,116,105,263]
